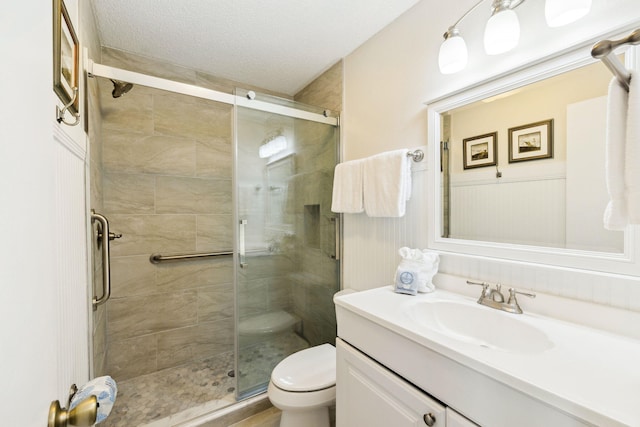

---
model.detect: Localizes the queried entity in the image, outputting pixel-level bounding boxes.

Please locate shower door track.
[88,61,339,126]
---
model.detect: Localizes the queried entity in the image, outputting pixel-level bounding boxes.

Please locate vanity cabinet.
[336,338,478,427]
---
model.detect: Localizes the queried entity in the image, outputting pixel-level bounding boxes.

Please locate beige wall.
[341,0,640,311]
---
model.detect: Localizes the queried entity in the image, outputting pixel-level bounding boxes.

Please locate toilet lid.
[271,344,336,392]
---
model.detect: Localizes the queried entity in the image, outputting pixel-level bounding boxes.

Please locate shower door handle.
[330,217,340,261]
[91,210,115,309]
[239,219,248,268]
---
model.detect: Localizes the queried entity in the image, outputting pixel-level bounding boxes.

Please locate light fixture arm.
[489,0,526,15]
[445,0,486,36]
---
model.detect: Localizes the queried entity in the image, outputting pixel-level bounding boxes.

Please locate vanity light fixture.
[438,0,592,74]
[484,0,522,55]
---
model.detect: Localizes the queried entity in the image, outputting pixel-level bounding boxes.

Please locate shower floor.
[102,352,235,427]
[103,333,309,427]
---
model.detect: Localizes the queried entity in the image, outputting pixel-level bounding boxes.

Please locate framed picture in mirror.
[508,119,553,163]
[53,0,79,114]
[463,132,497,169]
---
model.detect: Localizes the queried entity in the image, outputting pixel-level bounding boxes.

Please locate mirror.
[427,44,638,275]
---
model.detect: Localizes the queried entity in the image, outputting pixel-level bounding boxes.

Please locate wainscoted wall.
[343,158,429,292]
[450,177,566,247]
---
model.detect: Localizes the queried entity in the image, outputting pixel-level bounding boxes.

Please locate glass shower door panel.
[236,103,339,398]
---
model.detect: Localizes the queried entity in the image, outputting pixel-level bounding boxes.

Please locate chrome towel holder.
[592,28,640,92]
[407,149,424,162]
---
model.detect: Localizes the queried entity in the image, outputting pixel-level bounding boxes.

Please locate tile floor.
[103,333,309,426]
[103,352,235,427]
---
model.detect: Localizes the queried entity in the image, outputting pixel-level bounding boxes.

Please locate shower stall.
[88,62,340,426]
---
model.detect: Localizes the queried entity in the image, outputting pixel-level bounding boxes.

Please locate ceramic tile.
[156,318,234,370]
[108,291,198,341]
[108,214,196,257]
[198,283,234,323]
[107,334,158,381]
[153,93,232,140]
[294,60,343,113]
[196,214,233,252]
[103,132,197,175]
[100,80,154,135]
[110,255,157,298]
[101,47,197,85]
[102,352,235,427]
[104,173,155,214]
[155,257,233,292]
[155,176,231,215]
[196,137,232,179]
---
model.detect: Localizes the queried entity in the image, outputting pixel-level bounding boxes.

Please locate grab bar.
[91,210,120,309]
[149,251,233,264]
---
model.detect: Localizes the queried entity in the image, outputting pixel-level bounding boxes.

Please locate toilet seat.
[271,343,336,392]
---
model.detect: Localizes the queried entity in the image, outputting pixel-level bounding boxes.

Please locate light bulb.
[484,8,520,55]
[438,29,468,74]
[545,0,592,27]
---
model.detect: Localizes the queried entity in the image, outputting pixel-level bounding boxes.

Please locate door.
[235,92,340,398]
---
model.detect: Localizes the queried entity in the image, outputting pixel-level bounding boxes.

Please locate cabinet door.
[447,408,480,427]
[337,339,446,427]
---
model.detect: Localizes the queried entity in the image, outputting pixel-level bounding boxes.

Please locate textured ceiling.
[91,0,422,96]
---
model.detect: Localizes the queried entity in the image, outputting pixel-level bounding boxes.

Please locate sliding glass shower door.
[235,91,340,398]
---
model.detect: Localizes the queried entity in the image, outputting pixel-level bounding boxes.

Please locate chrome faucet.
[467,280,535,314]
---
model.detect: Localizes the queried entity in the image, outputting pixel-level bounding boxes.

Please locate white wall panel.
[53,126,90,399]
[343,158,428,291]
[450,179,566,248]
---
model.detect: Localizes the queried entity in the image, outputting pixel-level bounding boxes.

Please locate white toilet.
[267,343,336,427]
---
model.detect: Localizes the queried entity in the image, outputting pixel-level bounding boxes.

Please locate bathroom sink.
[406,299,554,353]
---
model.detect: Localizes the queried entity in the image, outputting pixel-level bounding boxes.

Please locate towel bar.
[592,28,640,92]
[407,150,424,162]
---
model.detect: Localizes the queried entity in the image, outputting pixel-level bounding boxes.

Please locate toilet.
[267,343,336,427]
[238,310,302,346]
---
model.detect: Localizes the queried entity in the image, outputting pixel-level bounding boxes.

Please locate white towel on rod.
[331,159,364,213]
[625,72,640,223]
[604,76,629,230]
[363,149,411,217]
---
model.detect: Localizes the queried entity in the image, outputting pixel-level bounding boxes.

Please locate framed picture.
[463,132,497,169]
[508,119,554,163]
[53,0,79,114]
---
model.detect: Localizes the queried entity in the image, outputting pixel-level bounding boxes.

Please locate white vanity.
[334,282,640,427]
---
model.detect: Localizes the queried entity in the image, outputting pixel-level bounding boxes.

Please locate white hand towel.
[604,76,629,230]
[363,149,411,217]
[626,72,640,223]
[331,159,364,213]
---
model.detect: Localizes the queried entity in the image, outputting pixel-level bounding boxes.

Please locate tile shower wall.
[82,3,107,378]
[98,50,343,381]
[291,61,343,346]
[97,48,279,382]
[100,79,235,381]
